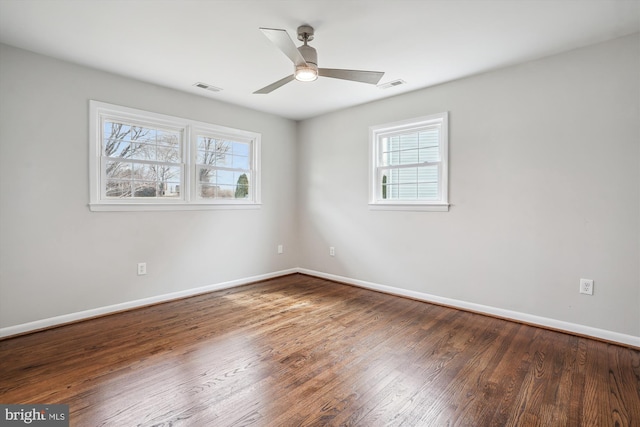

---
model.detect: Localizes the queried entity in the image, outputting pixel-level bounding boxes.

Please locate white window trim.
[369,112,449,212]
[89,101,261,211]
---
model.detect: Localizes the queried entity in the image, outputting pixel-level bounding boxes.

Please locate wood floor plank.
[1,274,638,426]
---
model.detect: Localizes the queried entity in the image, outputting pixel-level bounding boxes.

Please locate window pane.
[234,173,250,199]
[157,130,180,146]
[158,181,180,198]
[397,167,417,183]
[197,136,219,150]
[133,163,156,180]
[399,133,419,150]
[215,185,236,199]
[104,139,134,158]
[386,184,398,199]
[398,183,418,199]
[200,184,216,198]
[399,149,419,165]
[389,136,400,151]
[388,150,400,166]
[217,154,233,168]
[198,167,214,183]
[106,161,132,179]
[233,142,250,156]
[418,129,439,148]
[197,137,232,165]
[156,144,180,162]
[104,122,152,157]
[103,122,132,142]
[232,155,249,169]
[106,124,153,143]
[419,146,439,163]
[199,184,235,199]
[133,182,157,197]
[197,149,217,165]
[106,180,132,198]
[417,165,438,183]
[157,166,181,182]
[212,170,229,185]
[418,183,439,200]
[127,143,155,161]
[132,127,156,143]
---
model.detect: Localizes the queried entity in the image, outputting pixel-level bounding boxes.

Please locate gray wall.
[297,34,640,337]
[0,44,299,328]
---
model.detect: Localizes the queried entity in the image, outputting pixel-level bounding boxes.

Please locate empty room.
[0,0,639,426]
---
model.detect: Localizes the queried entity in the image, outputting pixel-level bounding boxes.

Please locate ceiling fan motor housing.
[298,44,318,66]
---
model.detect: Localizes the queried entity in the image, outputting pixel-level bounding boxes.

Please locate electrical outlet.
[137,263,147,276]
[329,247,335,257]
[579,278,593,295]
[277,244,283,254]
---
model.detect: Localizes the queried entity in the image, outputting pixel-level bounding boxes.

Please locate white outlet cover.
[579,278,593,295]
[137,263,147,275]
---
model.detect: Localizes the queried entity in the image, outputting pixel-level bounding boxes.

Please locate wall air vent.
[193,82,223,92]
[378,79,406,89]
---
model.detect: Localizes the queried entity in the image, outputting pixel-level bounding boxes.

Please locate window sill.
[368,203,449,212]
[89,202,262,212]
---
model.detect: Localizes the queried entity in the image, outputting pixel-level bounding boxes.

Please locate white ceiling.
[0,0,638,120]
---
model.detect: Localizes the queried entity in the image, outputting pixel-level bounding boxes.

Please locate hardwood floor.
[1,274,639,426]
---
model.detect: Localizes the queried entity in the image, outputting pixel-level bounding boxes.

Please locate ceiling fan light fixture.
[254,25,384,94]
[295,64,318,82]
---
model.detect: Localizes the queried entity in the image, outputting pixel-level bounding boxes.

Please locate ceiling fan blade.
[253,75,296,94]
[318,68,384,85]
[260,28,307,67]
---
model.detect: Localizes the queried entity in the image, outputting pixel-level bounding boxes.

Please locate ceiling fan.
[254,25,385,94]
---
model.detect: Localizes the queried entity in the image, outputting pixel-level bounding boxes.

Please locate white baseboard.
[297,268,640,348]
[3,267,638,348]
[0,268,298,339]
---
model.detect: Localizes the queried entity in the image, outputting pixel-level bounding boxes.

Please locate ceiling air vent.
[193,82,223,92]
[378,79,406,89]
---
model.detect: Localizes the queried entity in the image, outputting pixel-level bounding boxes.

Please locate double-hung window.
[194,131,253,201]
[90,101,260,211]
[369,112,449,211]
